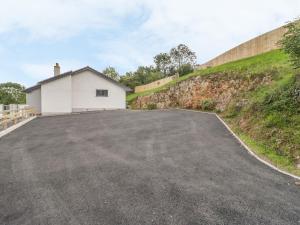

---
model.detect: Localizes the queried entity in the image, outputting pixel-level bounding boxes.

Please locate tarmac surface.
[0,109,299,225]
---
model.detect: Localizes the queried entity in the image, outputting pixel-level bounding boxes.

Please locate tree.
[154,53,172,76]
[280,18,300,68]
[119,66,163,89]
[0,82,26,105]
[102,67,120,81]
[118,44,198,89]
[119,72,137,89]
[134,66,162,84]
[119,72,137,90]
[170,44,197,70]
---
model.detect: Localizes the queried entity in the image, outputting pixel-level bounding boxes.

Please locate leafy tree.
[134,66,162,84]
[119,66,163,89]
[149,71,163,82]
[0,82,26,105]
[102,66,120,80]
[170,44,197,70]
[154,53,172,76]
[134,66,150,84]
[118,44,197,89]
[119,72,138,90]
[280,19,300,68]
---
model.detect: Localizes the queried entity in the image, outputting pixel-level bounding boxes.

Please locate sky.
[0,0,299,87]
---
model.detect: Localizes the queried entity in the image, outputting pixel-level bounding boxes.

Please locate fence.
[0,104,28,111]
[0,106,36,130]
[135,74,179,93]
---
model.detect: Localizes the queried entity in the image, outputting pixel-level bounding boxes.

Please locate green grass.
[127,50,290,103]
[237,133,300,176]
[247,71,294,103]
[127,49,300,176]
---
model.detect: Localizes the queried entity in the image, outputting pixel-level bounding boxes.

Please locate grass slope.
[128,50,300,176]
[127,50,290,103]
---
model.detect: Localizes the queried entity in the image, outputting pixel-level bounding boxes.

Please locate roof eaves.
[24,84,41,93]
[72,66,132,92]
[24,66,133,93]
[38,71,73,85]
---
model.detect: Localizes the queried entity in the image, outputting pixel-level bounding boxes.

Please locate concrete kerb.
[0,116,36,139]
[173,108,300,181]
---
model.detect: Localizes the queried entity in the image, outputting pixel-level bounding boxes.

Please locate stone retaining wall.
[132,73,272,111]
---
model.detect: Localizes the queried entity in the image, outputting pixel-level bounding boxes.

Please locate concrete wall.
[41,76,72,114]
[26,88,41,113]
[72,70,126,111]
[135,74,179,93]
[199,26,286,68]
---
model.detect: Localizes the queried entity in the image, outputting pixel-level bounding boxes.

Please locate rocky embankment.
[132,73,272,111]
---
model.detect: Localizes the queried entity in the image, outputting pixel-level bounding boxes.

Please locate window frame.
[96,89,108,97]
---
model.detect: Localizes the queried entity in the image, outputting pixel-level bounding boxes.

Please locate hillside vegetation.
[128,50,300,175]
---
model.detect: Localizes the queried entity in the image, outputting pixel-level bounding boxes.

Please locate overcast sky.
[0,0,299,87]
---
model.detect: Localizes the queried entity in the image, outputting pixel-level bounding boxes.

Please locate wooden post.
[0,107,35,130]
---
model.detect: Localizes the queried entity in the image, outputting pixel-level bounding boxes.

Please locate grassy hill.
[127,50,300,176]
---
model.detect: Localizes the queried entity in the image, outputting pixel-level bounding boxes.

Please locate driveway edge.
[0,116,37,139]
[176,108,300,180]
[215,114,300,180]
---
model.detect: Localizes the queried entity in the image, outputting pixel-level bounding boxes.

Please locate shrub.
[178,64,194,76]
[264,113,289,128]
[199,99,216,111]
[280,19,300,69]
[225,103,241,118]
[263,74,300,114]
[147,103,157,110]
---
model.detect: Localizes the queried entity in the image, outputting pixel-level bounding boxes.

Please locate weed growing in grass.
[199,99,216,111]
[147,103,157,110]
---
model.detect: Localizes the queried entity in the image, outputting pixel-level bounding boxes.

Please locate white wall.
[72,71,126,112]
[41,76,72,114]
[26,88,41,113]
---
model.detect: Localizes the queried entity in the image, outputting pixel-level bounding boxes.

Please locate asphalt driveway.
[0,110,299,225]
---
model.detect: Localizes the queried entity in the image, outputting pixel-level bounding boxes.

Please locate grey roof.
[24,66,132,93]
[38,71,73,85]
[24,84,41,93]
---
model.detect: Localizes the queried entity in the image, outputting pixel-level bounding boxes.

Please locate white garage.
[25,64,131,115]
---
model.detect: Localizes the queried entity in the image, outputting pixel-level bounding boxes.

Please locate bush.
[264,113,289,128]
[280,19,300,68]
[263,75,300,114]
[225,103,242,118]
[147,103,157,110]
[178,64,194,76]
[199,99,216,111]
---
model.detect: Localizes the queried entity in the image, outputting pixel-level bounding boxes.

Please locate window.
[96,89,108,97]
